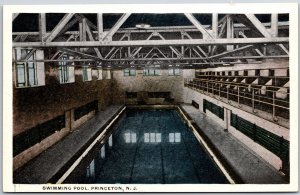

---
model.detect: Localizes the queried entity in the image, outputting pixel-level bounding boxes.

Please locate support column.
[65,110,72,132]
[97,13,104,41]
[39,13,46,42]
[70,109,75,132]
[226,15,234,51]
[271,13,278,38]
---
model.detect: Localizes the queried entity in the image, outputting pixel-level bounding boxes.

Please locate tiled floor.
[65,109,228,184]
[180,104,287,184]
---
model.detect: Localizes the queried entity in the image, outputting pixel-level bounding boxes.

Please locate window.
[144,65,160,76]
[15,48,45,87]
[97,68,103,80]
[82,66,92,82]
[168,67,180,76]
[124,68,136,76]
[58,55,74,84]
[107,69,111,79]
[144,133,161,143]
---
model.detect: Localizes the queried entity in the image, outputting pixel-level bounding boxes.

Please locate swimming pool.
[63,109,229,184]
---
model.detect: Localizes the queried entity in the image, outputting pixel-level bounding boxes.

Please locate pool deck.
[13,105,125,184]
[180,104,287,184]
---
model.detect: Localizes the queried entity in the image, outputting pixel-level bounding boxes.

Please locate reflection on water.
[86,159,95,178]
[124,132,137,143]
[169,133,181,143]
[66,109,228,184]
[108,135,113,147]
[100,145,105,159]
[144,133,161,143]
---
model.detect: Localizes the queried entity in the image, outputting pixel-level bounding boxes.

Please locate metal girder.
[22,49,37,61]
[61,48,102,60]
[101,54,288,61]
[184,13,214,39]
[13,13,19,22]
[97,13,104,41]
[245,14,272,38]
[220,55,288,60]
[104,34,129,59]
[57,17,81,38]
[155,32,182,58]
[12,21,289,37]
[45,13,75,42]
[212,13,218,38]
[207,45,254,60]
[182,31,208,57]
[102,13,131,41]
[129,32,155,58]
[39,13,46,42]
[86,22,103,59]
[75,14,97,30]
[238,31,264,56]
[13,37,289,48]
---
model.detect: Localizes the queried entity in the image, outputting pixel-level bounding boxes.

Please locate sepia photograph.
[2,3,298,192]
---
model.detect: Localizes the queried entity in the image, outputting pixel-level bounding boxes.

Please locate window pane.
[168,68,174,75]
[124,69,130,76]
[143,69,148,76]
[174,68,180,75]
[17,64,25,86]
[149,69,155,76]
[98,69,103,80]
[130,69,136,76]
[28,67,36,86]
[155,69,160,76]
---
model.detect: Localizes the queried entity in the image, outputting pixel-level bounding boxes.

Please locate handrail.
[184,78,290,120]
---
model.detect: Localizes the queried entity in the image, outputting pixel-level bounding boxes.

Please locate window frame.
[15,49,39,88]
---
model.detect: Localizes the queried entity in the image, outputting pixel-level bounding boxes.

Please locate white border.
[3,3,298,192]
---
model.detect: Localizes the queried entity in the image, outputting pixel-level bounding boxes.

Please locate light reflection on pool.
[64,109,229,184]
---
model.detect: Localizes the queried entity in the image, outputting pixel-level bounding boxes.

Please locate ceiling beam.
[184,13,214,39]
[45,13,75,42]
[207,45,254,60]
[86,22,103,59]
[102,13,131,41]
[38,13,46,42]
[97,13,104,41]
[12,13,19,22]
[13,37,289,48]
[61,48,102,60]
[245,14,272,38]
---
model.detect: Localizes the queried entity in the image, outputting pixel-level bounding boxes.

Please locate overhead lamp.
[136,23,151,29]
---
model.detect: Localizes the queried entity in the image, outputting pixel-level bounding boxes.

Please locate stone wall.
[112,69,195,104]
[13,62,113,169]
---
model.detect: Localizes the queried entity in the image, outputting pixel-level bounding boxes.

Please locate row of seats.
[185,69,290,119]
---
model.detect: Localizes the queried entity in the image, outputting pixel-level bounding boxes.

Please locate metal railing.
[184,78,289,120]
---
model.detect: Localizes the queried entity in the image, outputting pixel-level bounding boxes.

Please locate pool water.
[64,109,228,184]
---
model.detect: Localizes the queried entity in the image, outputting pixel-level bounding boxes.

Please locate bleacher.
[184,68,289,120]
